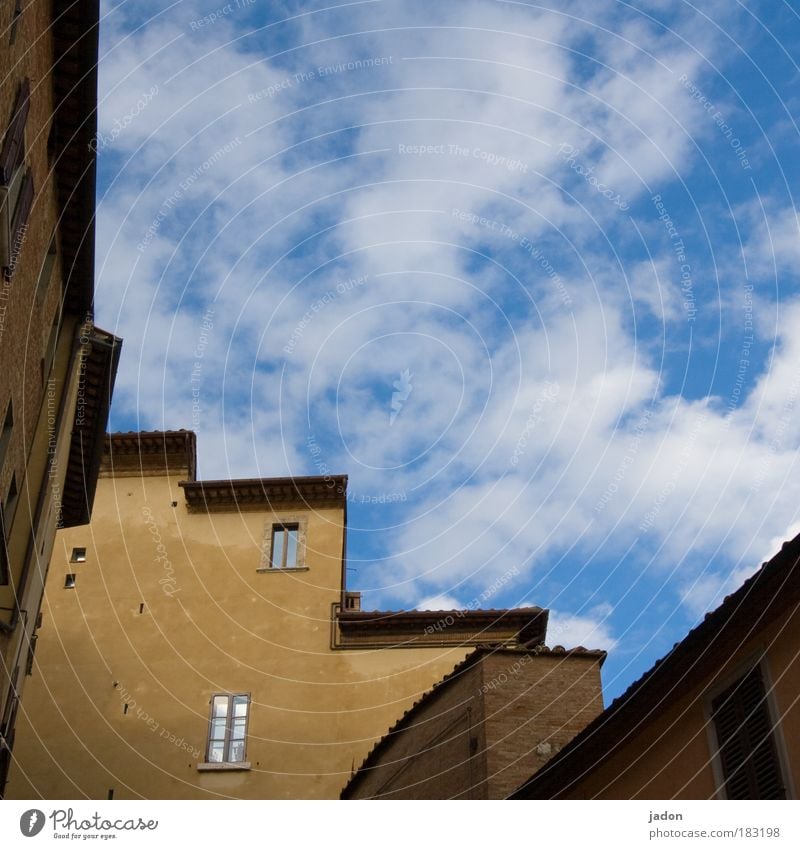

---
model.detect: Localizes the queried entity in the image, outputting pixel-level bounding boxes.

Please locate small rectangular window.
[25,633,38,676]
[9,2,23,46]
[35,235,57,303]
[2,166,33,278]
[1,79,33,278]
[70,547,86,563]
[0,79,30,184]
[4,473,18,528]
[270,524,299,569]
[206,694,250,764]
[0,400,12,471]
[0,501,9,586]
[42,315,60,383]
[711,664,786,799]
[64,573,76,588]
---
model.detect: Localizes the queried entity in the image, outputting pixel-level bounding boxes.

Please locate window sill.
[196,762,251,772]
[256,566,309,573]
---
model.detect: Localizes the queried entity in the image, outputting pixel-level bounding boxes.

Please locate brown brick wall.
[344,660,488,799]
[482,651,604,798]
[345,649,605,799]
[561,605,800,799]
[2,2,89,794]
[1,0,66,518]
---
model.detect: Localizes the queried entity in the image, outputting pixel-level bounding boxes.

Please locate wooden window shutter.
[5,169,34,277]
[711,665,786,799]
[1,79,31,185]
[0,503,10,585]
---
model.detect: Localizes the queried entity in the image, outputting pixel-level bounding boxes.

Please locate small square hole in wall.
[64,574,76,589]
[70,547,86,563]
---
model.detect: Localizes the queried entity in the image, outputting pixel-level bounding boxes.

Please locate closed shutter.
[711,665,786,799]
[0,79,31,185]
[4,168,34,278]
[0,505,8,585]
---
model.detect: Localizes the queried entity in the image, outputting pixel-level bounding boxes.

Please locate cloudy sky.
[95,0,800,698]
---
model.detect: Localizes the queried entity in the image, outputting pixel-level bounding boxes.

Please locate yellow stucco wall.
[7,470,472,799]
[559,604,800,800]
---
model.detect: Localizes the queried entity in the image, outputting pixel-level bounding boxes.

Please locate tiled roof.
[511,533,800,799]
[59,328,122,527]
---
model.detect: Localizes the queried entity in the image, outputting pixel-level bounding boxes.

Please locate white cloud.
[547,606,618,651]
[93,1,800,641]
[415,594,464,611]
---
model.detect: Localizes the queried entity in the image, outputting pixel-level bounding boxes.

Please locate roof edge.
[510,532,800,799]
[179,475,348,511]
[341,643,606,799]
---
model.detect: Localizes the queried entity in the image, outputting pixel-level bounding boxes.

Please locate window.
[258,517,307,571]
[35,234,57,303]
[0,500,8,585]
[4,473,17,528]
[206,694,249,764]
[270,523,299,569]
[0,400,12,471]
[42,314,60,384]
[64,573,76,589]
[9,1,23,45]
[70,547,86,563]
[710,664,786,799]
[1,79,34,278]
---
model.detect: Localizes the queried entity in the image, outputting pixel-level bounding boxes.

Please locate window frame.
[271,523,299,569]
[0,499,9,586]
[1,78,33,278]
[0,79,30,184]
[258,516,308,572]
[203,693,251,766]
[35,233,57,303]
[705,657,793,799]
[0,401,12,472]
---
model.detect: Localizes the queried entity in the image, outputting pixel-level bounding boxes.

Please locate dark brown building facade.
[1,0,121,795]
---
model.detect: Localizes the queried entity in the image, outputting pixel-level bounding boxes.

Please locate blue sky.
[95,0,800,699]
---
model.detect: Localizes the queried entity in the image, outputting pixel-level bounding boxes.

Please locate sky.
[94,0,800,699]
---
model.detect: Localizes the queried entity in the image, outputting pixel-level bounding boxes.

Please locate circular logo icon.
[19,810,46,837]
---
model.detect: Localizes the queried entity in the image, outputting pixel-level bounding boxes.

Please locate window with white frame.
[206,693,249,764]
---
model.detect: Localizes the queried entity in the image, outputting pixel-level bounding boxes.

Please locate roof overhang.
[101,431,197,480]
[335,606,548,649]
[60,326,122,527]
[179,475,347,512]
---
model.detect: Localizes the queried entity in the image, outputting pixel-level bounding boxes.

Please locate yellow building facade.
[8,431,548,799]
